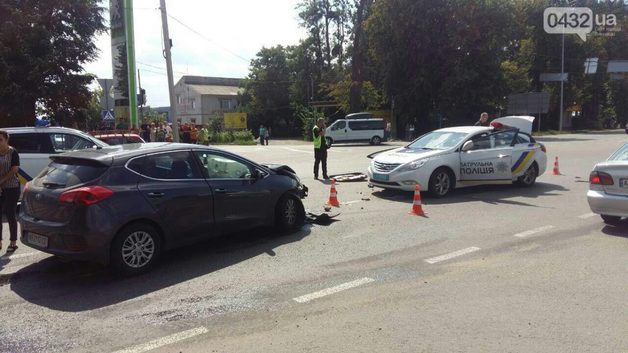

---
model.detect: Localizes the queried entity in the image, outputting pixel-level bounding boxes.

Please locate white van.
[325,115,386,146]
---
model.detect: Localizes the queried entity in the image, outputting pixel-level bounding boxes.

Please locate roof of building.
[175,76,244,97]
[187,84,241,96]
[180,76,244,87]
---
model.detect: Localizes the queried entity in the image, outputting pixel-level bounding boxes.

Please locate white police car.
[367,116,547,197]
[4,126,108,186]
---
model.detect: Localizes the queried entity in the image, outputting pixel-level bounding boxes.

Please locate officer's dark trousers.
[314,148,327,178]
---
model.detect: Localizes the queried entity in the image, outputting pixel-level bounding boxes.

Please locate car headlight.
[399,159,429,172]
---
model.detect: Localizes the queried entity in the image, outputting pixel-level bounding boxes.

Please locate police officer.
[313,117,329,180]
[474,112,489,126]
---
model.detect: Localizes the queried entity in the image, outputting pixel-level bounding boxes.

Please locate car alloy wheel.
[121,231,155,269]
[283,198,297,225]
[112,223,161,275]
[371,136,381,145]
[429,168,453,198]
[325,137,333,147]
[276,195,304,231]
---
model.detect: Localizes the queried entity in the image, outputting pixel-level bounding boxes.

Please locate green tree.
[241,46,294,133]
[0,0,106,127]
[366,0,517,132]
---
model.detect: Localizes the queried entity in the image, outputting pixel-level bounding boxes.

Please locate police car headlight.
[400,158,429,172]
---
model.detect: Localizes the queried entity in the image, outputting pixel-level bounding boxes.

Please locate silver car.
[587,143,628,224]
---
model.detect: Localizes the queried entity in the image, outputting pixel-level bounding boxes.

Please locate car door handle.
[214,188,227,193]
[498,154,511,158]
[146,192,164,198]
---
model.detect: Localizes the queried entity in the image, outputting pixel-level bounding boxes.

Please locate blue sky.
[85,0,306,107]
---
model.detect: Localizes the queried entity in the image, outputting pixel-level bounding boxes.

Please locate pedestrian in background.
[259,124,267,145]
[474,112,489,126]
[312,118,329,180]
[198,125,209,145]
[0,131,20,253]
[149,123,156,142]
[264,126,270,145]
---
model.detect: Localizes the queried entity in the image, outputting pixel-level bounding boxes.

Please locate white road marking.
[0,252,40,260]
[111,327,209,353]
[343,200,362,205]
[342,233,363,239]
[281,147,313,154]
[577,213,597,219]
[293,277,375,303]
[424,247,481,264]
[513,225,555,238]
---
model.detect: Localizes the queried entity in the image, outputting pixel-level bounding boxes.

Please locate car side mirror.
[253,169,264,179]
[461,140,474,152]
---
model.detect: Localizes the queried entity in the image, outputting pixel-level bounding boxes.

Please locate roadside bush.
[233,130,256,145]
[208,129,256,145]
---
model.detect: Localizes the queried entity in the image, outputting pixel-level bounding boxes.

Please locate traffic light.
[138,88,146,106]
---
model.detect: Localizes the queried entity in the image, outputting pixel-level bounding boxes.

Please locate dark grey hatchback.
[19,143,308,275]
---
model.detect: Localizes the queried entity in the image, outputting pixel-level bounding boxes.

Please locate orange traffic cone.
[552,156,561,175]
[409,184,426,216]
[326,179,340,207]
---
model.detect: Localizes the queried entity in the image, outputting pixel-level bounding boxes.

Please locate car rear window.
[609,144,628,161]
[33,159,108,188]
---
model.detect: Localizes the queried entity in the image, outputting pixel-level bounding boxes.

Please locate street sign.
[224,113,247,129]
[540,73,568,82]
[102,110,115,121]
[507,92,551,115]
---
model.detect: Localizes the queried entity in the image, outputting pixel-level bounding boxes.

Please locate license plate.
[27,232,49,248]
[621,179,628,188]
[372,173,389,181]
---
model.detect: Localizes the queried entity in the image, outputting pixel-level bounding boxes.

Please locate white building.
[174,76,243,125]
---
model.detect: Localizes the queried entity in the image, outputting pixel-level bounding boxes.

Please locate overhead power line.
[166,14,251,63]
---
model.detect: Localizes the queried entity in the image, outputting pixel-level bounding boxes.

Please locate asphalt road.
[0,131,627,353]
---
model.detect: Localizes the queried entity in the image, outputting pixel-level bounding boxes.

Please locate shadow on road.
[535,137,595,142]
[9,226,311,312]
[371,182,569,208]
[601,221,628,238]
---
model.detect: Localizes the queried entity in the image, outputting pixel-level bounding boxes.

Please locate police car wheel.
[516,164,537,187]
[428,168,454,198]
[601,215,621,225]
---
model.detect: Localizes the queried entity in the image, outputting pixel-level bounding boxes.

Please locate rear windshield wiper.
[43,182,66,189]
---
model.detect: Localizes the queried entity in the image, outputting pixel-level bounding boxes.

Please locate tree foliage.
[0,0,106,127]
[241,0,628,137]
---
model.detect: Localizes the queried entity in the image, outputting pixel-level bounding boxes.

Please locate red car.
[93,133,145,145]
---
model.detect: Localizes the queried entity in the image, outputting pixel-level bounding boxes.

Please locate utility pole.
[559,32,565,132]
[160,0,180,142]
[137,69,143,124]
[124,0,138,129]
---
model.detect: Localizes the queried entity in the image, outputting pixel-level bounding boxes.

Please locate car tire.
[325,137,333,148]
[428,167,454,198]
[370,136,382,145]
[276,194,305,231]
[111,223,161,275]
[516,163,537,187]
[601,214,621,225]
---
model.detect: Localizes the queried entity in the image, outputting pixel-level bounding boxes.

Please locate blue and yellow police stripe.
[17,168,32,186]
[511,150,536,176]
